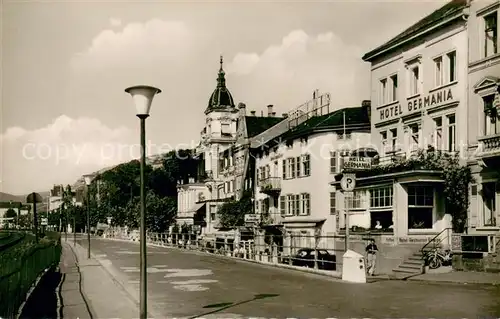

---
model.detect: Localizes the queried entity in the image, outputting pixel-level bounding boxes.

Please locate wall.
[468,0,500,146]
[369,20,468,159]
[255,130,372,236]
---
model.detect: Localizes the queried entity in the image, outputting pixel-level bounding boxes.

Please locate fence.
[0,234,62,318]
[104,228,353,273]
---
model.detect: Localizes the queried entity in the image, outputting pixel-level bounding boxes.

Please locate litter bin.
[341,249,366,283]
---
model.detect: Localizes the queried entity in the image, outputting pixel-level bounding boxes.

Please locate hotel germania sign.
[379,86,456,122]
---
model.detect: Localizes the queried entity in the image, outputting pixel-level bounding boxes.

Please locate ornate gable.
[473,76,500,93]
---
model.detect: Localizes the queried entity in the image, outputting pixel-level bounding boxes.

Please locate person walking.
[365,238,378,276]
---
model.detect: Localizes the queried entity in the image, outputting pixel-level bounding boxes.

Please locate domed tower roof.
[205,55,235,114]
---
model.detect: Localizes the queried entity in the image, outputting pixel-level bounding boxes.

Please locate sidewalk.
[408,270,500,285]
[59,241,139,318]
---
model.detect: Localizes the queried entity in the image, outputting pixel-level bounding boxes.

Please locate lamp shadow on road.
[189,293,280,319]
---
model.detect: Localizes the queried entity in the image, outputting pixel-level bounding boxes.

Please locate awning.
[187,202,206,213]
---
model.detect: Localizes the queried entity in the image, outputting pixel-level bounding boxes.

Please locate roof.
[205,56,236,114]
[280,106,370,141]
[245,115,284,138]
[362,0,467,61]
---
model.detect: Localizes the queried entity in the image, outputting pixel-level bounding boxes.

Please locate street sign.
[41,218,48,226]
[244,214,260,224]
[340,174,356,192]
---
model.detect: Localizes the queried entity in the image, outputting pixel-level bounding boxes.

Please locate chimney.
[282,113,289,118]
[267,105,274,117]
[250,110,256,116]
[238,102,246,116]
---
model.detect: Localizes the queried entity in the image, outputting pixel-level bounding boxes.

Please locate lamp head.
[124,85,162,117]
[83,174,93,186]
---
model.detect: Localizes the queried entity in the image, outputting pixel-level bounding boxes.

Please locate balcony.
[259,177,282,195]
[478,134,500,159]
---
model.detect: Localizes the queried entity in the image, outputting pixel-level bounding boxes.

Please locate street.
[76,237,500,318]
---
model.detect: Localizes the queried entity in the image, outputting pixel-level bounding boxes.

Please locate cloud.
[109,17,122,27]
[71,19,195,78]
[226,29,370,114]
[0,116,142,194]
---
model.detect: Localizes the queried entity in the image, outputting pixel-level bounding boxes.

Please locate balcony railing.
[478,134,500,155]
[259,177,282,195]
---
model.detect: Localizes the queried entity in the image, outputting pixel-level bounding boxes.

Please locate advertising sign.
[244,214,261,224]
[343,157,373,170]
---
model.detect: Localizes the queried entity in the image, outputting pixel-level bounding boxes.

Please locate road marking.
[163,269,213,278]
[172,284,209,292]
[116,250,139,255]
[94,254,107,258]
[170,279,218,285]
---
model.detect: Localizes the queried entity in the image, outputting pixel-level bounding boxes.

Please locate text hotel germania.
[379,87,454,121]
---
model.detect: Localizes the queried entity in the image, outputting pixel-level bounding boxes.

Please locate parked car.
[282,248,336,271]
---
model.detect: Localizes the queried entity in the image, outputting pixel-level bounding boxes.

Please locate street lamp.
[83,174,94,259]
[125,85,161,319]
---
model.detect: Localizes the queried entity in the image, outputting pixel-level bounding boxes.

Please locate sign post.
[340,174,356,252]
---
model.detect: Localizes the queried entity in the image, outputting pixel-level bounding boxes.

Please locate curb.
[100,237,348,280]
[406,276,500,286]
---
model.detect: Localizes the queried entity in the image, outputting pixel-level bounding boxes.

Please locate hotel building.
[333,0,469,246]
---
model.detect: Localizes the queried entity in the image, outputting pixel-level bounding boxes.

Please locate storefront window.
[408,186,434,229]
[370,186,394,231]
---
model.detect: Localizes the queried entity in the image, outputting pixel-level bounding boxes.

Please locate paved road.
[77,238,500,318]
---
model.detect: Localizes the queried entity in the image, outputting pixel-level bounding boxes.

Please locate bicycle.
[424,247,452,269]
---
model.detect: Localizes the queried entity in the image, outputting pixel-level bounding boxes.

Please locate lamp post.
[83,174,93,259]
[125,85,161,319]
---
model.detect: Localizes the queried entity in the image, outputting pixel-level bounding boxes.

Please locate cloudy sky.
[0,0,446,195]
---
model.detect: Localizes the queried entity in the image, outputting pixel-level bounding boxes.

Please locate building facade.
[254,97,372,254]
[342,0,470,245]
[467,0,500,234]
[177,57,285,239]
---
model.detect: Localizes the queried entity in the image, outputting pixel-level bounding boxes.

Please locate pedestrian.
[365,238,378,276]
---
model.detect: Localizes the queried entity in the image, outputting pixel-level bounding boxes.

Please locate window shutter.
[282,160,287,179]
[280,196,286,216]
[469,184,478,227]
[294,194,300,215]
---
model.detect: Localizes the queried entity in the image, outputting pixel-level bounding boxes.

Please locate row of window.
[379,51,457,106]
[379,113,456,154]
[329,186,433,212]
[278,193,311,216]
[257,155,311,182]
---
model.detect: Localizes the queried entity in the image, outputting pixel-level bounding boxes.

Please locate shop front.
[333,170,452,245]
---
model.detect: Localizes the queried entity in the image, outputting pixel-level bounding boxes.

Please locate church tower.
[202,56,239,180]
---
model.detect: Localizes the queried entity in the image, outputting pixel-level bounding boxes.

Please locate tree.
[218,190,253,228]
